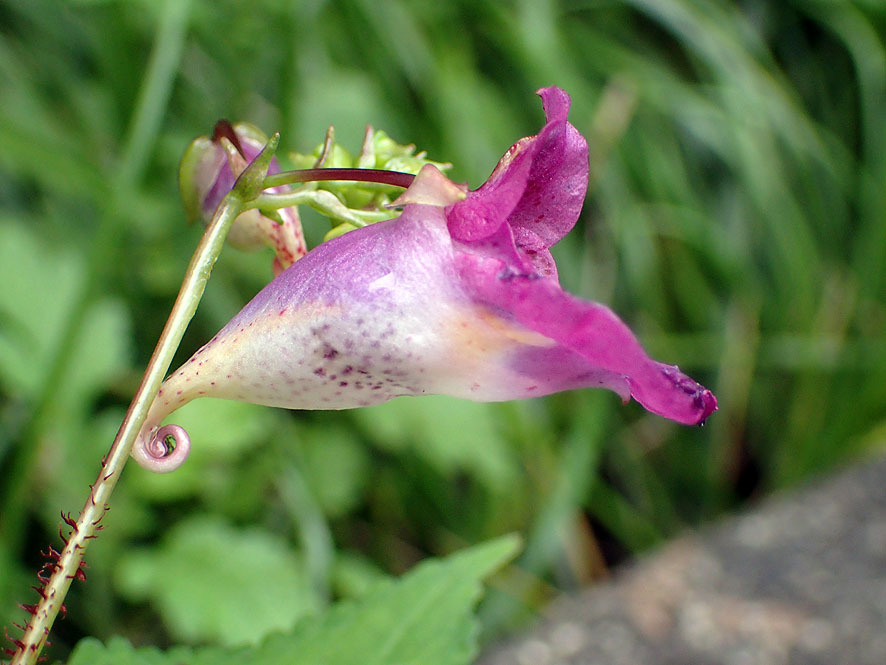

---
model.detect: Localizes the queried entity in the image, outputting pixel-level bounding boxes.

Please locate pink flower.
[134,87,716,472]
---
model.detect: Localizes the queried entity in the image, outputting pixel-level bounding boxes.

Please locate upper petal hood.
[446,87,589,276]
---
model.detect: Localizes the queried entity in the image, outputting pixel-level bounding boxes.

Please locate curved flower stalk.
[180,120,307,275]
[134,87,716,473]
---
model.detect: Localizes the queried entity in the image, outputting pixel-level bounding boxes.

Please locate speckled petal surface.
[145,205,575,422]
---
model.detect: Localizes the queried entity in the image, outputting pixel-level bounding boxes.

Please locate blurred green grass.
[0,0,884,659]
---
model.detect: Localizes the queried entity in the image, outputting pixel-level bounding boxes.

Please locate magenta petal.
[446,87,589,254]
[457,253,717,425]
[506,87,589,249]
[445,142,534,242]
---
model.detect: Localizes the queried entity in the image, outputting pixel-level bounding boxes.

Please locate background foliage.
[0,0,884,662]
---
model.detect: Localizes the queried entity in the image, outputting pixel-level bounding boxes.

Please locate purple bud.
[179,121,307,274]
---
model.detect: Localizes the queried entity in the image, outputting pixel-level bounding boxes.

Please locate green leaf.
[0,218,131,411]
[73,535,520,665]
[0,542,32,637]
[331,551,389,600]
[0,219,83,398]
[298,424,371,518]
[115,516,319,647]
[64,637,171,665]
[354,396,520,492]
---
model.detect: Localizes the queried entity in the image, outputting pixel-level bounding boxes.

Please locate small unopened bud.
[179,121,307,274]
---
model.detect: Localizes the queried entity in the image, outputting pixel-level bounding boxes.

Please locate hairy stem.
[8,135,279,665]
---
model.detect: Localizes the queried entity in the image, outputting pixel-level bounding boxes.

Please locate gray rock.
[481,456,886,665]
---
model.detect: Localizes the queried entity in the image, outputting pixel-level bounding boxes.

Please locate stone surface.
[480,455,886,665]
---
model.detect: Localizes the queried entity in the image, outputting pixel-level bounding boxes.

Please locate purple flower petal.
[446,87,589,276]
[454,249,717,424]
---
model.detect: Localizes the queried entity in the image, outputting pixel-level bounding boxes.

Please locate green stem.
[243,189,394,228]
[8,133,278,665]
